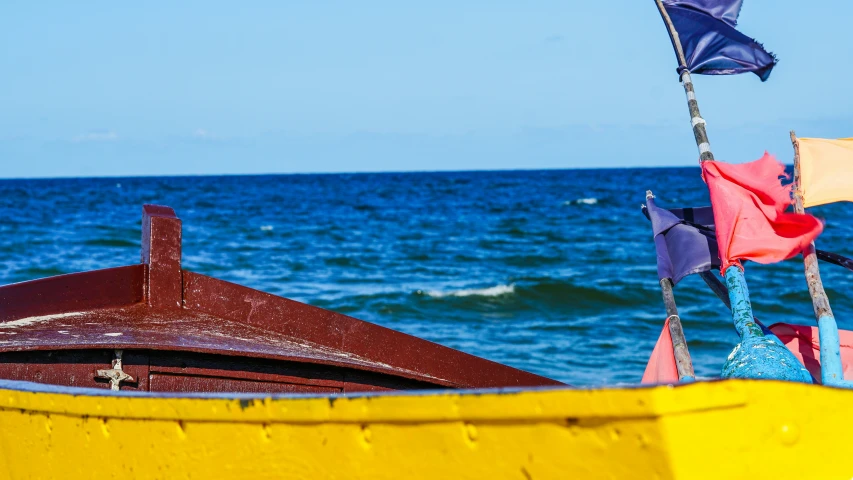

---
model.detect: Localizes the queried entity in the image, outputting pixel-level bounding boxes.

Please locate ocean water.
[1,169,852,386]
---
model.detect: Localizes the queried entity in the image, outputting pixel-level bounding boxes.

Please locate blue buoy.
[720,267,814,383]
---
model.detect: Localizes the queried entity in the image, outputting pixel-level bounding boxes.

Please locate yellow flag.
[797,137,853,208]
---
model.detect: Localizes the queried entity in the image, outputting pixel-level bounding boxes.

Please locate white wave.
[565,197,598,205]
[423,283,515,298]
[260,225,274,231]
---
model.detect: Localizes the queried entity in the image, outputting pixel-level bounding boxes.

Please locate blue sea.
[2,169,852,385]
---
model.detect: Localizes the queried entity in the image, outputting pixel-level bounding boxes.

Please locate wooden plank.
[0,265,144,323]
[0,204,562,392]
[183,271,563,389]
[0,349,149,391]
[0,380,851,478]
[149,373,341,394]
[142,204,183,309]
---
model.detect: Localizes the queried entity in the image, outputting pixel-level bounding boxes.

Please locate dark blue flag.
[643,196,853,284]
[659,0,777,81]
[643,196,719,285]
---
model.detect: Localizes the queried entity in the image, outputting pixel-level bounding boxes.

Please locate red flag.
[702,152,823,272]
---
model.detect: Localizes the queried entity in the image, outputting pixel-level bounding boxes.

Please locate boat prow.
[0,376,848,479]
[0,204,561,394]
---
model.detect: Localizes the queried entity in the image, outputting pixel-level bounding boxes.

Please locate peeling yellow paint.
[0,380,848,478]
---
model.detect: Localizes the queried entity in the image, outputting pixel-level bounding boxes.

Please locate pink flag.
[641,318,679,384]
[702,153,823,272]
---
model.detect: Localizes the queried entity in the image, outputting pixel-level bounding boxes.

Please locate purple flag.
[643,196,719,285]
[643,197,853,283]
[660,0,777,81]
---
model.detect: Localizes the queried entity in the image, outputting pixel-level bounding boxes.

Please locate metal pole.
[791,131,847,386]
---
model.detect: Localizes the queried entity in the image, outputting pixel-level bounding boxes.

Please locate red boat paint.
[0,205,562,393]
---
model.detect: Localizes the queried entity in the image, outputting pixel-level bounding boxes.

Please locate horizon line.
[0,162,785,181]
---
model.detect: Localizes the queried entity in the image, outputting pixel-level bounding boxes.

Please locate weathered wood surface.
[0,379,852,479]
[142,204,183,309]
[646,190,695,381]
[660,278,695,381]
[791,131,834,320]
[654,0,714,162]
[791,131,847,385]
[0,205,563,393]
[654,2,812,383]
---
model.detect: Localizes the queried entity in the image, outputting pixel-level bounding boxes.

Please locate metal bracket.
[95,349,134,391]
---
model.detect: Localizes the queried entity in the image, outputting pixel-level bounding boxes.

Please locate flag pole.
[646,190,695,381]
[654,0,812,382]
[645,0,707,382]
[654,0,714,162]
[790,131,848,386]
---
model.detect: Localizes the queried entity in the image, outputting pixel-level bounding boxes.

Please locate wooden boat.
[0,377,848,479]
[3,3,847,477]
[0,205,847,479]
[0,204,561,394]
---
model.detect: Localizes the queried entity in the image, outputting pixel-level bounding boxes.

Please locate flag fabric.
[702,152,824,272]
[643,200,853,276]
[641,318,679,384]
[644,197,719,285]
[641,318,853,384]
[770,323,853,384]
[659,0,777,81]
[797,137,853,208]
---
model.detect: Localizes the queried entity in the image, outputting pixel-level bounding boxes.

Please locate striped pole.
[679,71,714,162]
[791,131,851,387]
[654,0,714,162]
[654,0,813,383]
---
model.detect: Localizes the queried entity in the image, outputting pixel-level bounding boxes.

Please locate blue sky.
[2,1,852,178]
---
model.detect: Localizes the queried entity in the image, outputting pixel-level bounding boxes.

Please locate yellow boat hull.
[0,379,845,479]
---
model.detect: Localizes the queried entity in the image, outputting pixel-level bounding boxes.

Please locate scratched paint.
[0,379,851,478]
[0,312,86,329]
[720,267,814,383]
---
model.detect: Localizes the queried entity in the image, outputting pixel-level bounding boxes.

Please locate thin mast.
[644,0,708,383]
[653,0,811,382]
[790,131,847,386]
[654,0,713,162]
[647,191,695,381]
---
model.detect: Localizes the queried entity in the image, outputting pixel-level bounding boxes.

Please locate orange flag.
[797,137,853,208]
[702,152,823,272]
